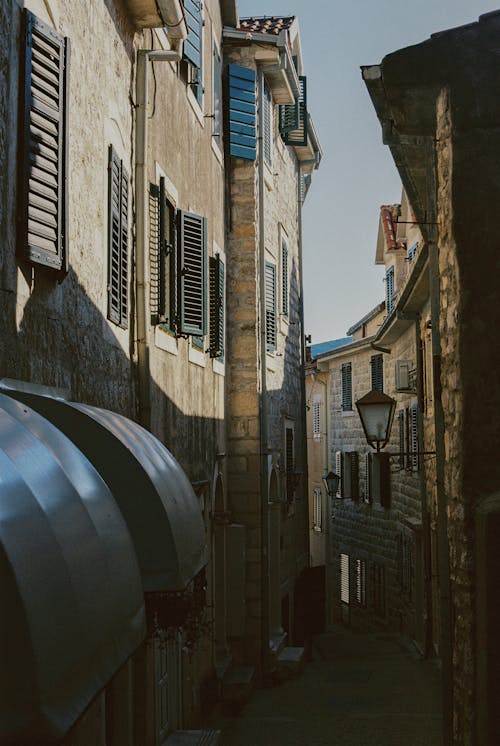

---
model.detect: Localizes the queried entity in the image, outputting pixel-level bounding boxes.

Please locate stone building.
[308,192,432,651]
[362,11,500,744]
[222,15,322,679]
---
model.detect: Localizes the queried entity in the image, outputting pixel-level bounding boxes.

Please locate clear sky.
[236,0,500,344]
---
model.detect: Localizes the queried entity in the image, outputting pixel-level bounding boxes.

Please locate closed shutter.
[355,559,366,606]
[281,239,288,317]
[385,266,395,313]
[313,487,322,531]
[365,452,372,504]
[19,10,69,272]
[411,403,419,471]
[213,43,221,142]
[350,452,360,501]
[149,183,160,322]
[370,354,384,392]
[283,76,307,146]
[227,64,256,160]
[335,451,343,498]
[341,363,352,411]
[265,261,277,351]
[178,210,206,336]
[263,81,272,166]
[312,400,321,440]
[107,145,129,328]
[340,553,350,605]
[209,254,224,358]
[398,410,405,469]
[286,427,294,502]
[183,0,202,69]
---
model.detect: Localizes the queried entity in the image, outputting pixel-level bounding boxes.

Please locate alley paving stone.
[209,627,442,745]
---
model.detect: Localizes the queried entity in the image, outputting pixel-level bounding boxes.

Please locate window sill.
[264,161,274,191]
[189,343,206,367]
[341,410,355,417]
[155,326,178,355]
[213,358,225,376]
[266,352,277,373]
[187,86,204,127]
[211,137,224,166]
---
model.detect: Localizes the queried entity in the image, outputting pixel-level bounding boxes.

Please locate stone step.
[221,664,255,707]
[276,646,305,679]
[269,630,288,659]
[163,730,220,746]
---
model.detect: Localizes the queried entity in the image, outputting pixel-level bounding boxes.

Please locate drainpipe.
[135,39,184,428]
[257,68,270,678]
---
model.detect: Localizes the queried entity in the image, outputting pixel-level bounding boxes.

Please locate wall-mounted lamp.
[322,471,340,497]
[355,389,396,452]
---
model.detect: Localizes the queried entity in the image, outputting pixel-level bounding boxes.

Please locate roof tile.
[239,16,295,35]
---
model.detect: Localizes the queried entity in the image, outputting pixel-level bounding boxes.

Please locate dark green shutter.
[386,266,395,313]
[341,363,352,411]
[283,76,307,147]
[279,96,299,134]
[209,255,224,359]
[281,239,288,317]
[265,261,277,352]
[107,145,128,328]
[227,64,256,160]
[19,10,69,272]
[263,81,272,165]
[398,410,405,469]
[411,403,419,471]
[371,354,384,392]
[178,210,206,336]
[350,452,359,501]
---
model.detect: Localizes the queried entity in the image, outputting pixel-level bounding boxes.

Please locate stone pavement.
[208,627,442,745]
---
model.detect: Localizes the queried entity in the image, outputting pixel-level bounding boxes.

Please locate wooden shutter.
[263,80,272,165]
[209,254,224,358]
[19,10,69,272]
[355,559,366,605]
[265,261,277,351]
[341,363,352,411]
[312,400,321,440]
[283,76,307,146]
[340,553,350,605]
[398,410,405,469]
[178,210,206,336]
[150,179,176,329]
[281,238,288,317]
[227,64,256,160]
[365,452,372,504]
[213,43,221,142]
[183,0,202,69]
[279,96,299,135]
[370,354,384,392]
[108,146,128,328]
[411,403,419,471]
[385,266,395,313]
[335,451,343,498]
[350,452,360,501]
[286,426,294,502]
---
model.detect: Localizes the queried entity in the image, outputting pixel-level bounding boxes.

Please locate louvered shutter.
[213,43,221,143]
[350,452,360,501]
[371,354,384,392]
[227,64,256,160]
[312,400,321,440]
[183,0,202,69]
[281,239,288,317]
[340,553,350,605]
[365,452,372,503]
[385,266,395,313]
[107,146,128,328]
[209,254,224,358]
[19,10,69,272]
[178,210,206,336]
[411,403,419,471]
[286,427,294,502]
[265,261,277,352]
[263,81,272,165]
[279,96,299,135]
[335,450,343,498]
[149,183,160,323]
[283,76,307,146]
[398,410,405,469]
[341,363,352,411]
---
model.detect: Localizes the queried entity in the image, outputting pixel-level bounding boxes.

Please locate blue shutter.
[228,64,256,160]
[20,10,69,272]
[178,210,206,336]
[283,76,307,146]
[183,0,202,69]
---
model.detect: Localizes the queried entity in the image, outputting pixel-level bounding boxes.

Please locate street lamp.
[322,471,340,497]
[355,389,396,452]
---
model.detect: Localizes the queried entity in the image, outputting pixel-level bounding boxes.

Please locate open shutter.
[183,0,202,69]
[350,452,359,501]
[365,452,372,504]
[227,64,256,160]
[341,363,352,411]
[279,96,299,135]
[385,266,395,313]
[265,261,277,352]
[281,239,288,317]
[209,254,224,358]
[263,81,272,165]
[398,410,405,469]
[283,76,307,146]
[371,354,384,392]
[411,403,419,471]
[107,146,128,328]
[335,451,343,498]
[178,210,206,336]
[19,10,69,272]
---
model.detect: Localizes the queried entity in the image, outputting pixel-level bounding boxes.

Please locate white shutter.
[335,451,342,498]
[340,553,350,604]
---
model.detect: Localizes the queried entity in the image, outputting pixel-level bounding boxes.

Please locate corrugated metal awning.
[3,389,207,592]
[0,393,146,745]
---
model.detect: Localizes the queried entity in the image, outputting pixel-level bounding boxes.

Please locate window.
[209,254,224,359]
[149,177,177,332]
[372,563,386,616]
[265,261,277,352]
[228,64,256,161]
[407,242,418,263]
[341,362,352,411]
[280,76,308,147]
[312,399,321,441]
[285,425,295,503]
[183,0,203,106]
[313,487,322,532]
[370,354,384,392]
[263,80,272,166]
[281,237,288,317]
[355,559,366,606]
[19,10,69,272]
[108,146,129,328]
[385,266,395,314]
[212,42,221,144]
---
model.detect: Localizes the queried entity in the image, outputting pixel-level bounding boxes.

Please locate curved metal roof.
[4,390,207,592]
[0,393,145,745]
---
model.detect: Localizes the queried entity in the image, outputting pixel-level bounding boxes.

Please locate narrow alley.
[209,627,442,745]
